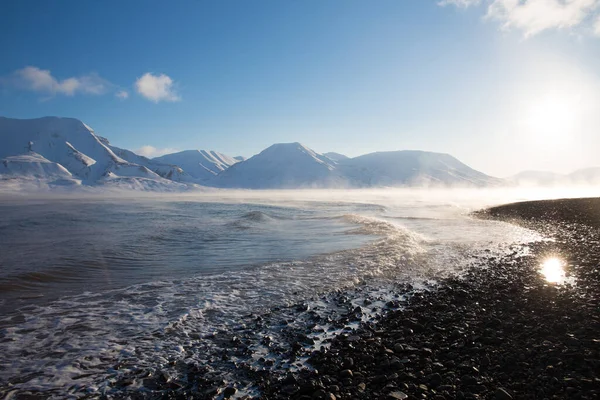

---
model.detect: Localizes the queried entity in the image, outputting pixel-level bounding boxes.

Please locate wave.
[240,210,276,223]
[0,259,113,294]
[384,215,446,221]
[339,213,413,236]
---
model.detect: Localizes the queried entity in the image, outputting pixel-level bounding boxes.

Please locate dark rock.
[339,369,353,379]
[342,357,354,368]
[282,384,299,395]
[461,375,478,386]
[223,386,236,398]
[427,372,443,387]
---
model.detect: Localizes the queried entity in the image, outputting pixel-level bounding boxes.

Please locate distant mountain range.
[508,169,600,186]
[3,115,580,191]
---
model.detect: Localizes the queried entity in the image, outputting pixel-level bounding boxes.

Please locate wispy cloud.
[7,66,111,96]
[443,0,600,36]
[135,73,180,103]
[488,0,600,36]
[135,145,178,158]
[115,90,129,100]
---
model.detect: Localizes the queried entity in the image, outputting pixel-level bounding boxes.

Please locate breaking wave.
[241,210,276,223]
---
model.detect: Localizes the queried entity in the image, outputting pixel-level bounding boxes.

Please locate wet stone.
[339,369,353,379]
[388,390,408,399]
[223,386,236,398]
[427,372,443,387]
[283,384,300,395]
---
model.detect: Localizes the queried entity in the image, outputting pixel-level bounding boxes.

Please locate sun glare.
[525,96,577,141]
[540,257,567,284]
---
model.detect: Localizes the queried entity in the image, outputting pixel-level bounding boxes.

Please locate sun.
[524,94,578,143]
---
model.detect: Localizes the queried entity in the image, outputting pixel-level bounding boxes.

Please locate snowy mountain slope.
[0,152,78,184]
[323,152,349,162]
[0,117,196,190]
[1,117,99,181]
[338,150,500,187]
[0,117,163,183]
[567,167,600,184]
[153,150,239,181]
[214,142,343,189]
[105,142,197,183]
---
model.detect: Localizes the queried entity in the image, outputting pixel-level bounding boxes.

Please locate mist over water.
[0,187,598,397]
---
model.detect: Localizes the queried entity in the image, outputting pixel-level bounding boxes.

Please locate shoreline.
[254,197,600,399]
[99,196,599,399]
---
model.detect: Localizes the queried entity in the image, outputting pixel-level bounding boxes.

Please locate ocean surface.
[0,188,591,398]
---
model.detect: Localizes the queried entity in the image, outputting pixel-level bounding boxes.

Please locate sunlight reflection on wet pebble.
[540,257,568,284]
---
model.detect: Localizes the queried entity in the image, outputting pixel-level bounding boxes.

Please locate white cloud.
[443,0,600,36]
[135,145,178,158]
[10,66,110,96]
[115,90,129,100]
[488,0,600,36]
[135,73,180,102]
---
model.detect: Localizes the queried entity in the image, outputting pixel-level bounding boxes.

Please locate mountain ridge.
[153,149,238,182]
[0,116,505,191]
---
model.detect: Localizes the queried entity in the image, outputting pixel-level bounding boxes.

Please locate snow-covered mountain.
[1,116,505,191]
[214,144,499,189]
[0,117,191,190]
[567,167,600,185]
[153,150,238,182]
[338,150,501,187]
[214,143,343,189]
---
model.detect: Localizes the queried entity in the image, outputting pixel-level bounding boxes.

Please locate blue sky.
[2,0,600,176]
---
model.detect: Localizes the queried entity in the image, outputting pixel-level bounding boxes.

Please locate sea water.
[1,188,590,398]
